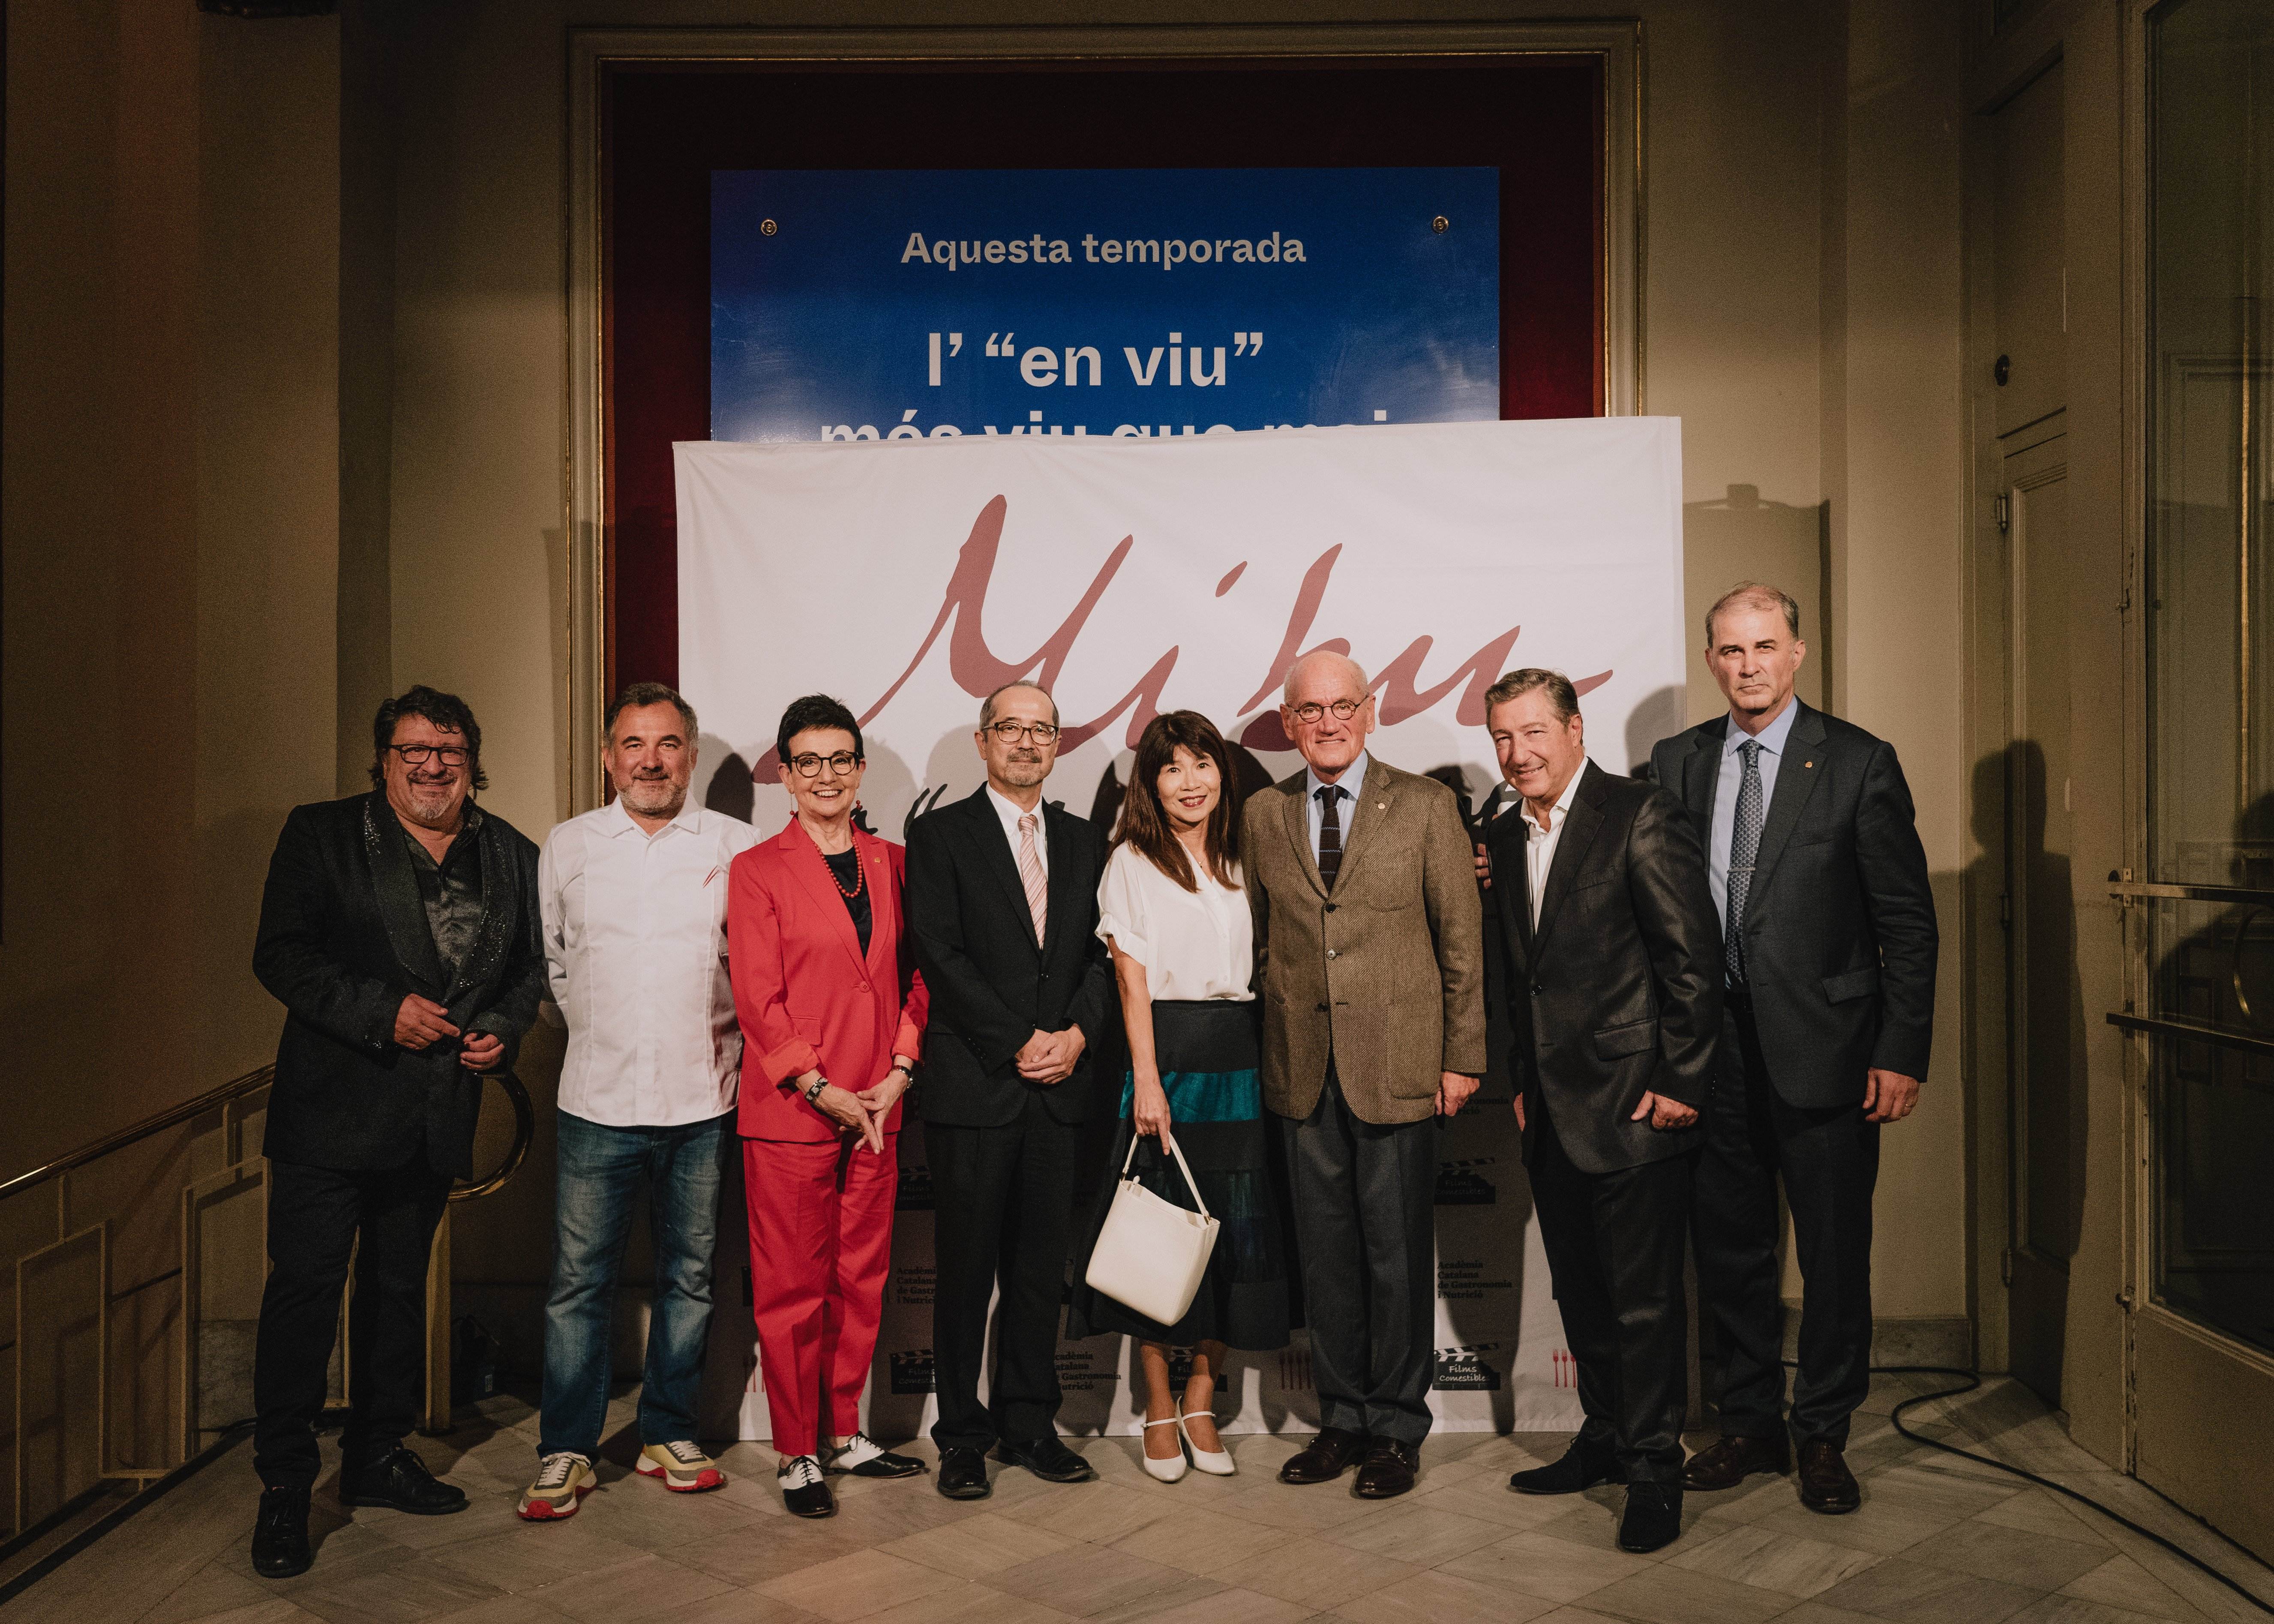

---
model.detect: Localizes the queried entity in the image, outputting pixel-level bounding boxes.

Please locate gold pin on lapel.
[1805,761,1813,768]
[1377,802,1386,811]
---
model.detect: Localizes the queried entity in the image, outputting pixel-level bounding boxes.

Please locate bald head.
[1282,650,1370,704]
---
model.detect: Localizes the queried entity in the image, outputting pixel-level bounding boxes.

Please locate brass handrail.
[0,1066,276,1204]
[0,1063,535,1205]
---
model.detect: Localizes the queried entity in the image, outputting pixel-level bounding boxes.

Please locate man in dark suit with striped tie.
[904,681,1114,1501]
[1651,584,1938,1515]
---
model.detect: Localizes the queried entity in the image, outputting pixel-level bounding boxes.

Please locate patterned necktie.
[1016,812,1049,947]
[1726,740,1764,984]
[1316,786,1344,892]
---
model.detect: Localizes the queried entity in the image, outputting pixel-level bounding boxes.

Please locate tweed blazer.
[1242,756,1488,1125]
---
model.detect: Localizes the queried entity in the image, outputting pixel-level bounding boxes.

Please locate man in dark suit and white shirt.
[1652,583,1937,1514]
[1481,669,1721,1553]
[904,681,1114,1500]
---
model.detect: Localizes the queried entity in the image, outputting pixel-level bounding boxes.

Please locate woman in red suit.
[728,695,928,1518]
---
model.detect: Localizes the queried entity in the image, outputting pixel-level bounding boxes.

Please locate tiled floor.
[15,1375,2274,1624]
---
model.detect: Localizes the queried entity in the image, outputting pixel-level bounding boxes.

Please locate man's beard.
[621,774,686,817]
[403,779,460,823]
[999,755,1048,787]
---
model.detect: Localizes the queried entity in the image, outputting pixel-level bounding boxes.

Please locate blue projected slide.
[711,168,1499,443]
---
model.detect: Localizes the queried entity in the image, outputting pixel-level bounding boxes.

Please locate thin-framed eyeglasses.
[789,751,863,777]
[987,720,1061,745]
[1287,698,1369,725]
[390,743,470,767]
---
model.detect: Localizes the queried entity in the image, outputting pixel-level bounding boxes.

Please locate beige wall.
[2,3,343,1175]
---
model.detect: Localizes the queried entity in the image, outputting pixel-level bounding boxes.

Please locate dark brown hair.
[369,684,486,791]
[1115,710,1243,892]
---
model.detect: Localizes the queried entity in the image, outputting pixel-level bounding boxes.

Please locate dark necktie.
[1316,785,1344,892]
[1726,739,1764,984]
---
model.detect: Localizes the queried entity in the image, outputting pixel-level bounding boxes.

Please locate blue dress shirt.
[1708,701,1800,926]
[1303,749,1371,868]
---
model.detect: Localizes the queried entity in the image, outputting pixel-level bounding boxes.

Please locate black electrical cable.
[1873,1364,2274,1618]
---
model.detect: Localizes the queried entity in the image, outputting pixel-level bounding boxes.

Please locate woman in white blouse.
[1068,711,1295,1483]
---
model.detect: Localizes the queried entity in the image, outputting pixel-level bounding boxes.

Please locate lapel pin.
[1805,761,1813,768]
[1377,802,1386,811]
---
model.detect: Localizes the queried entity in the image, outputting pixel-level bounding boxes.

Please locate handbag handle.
[1120,1129,1212,1221]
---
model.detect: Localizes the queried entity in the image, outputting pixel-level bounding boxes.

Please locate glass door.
[2125,0,2274,1558]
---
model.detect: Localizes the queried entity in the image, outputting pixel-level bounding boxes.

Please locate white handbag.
[1083,1132,1221,1327]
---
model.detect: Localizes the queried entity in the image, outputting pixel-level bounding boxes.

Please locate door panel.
[1994,63,2066,439]
[2007,437,2077,1407]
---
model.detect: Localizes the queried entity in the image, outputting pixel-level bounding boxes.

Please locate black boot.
[250,1483,313,1579]
[340,1444,468,1515]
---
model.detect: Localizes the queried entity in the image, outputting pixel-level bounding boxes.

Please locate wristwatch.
[803,1074,829,1105]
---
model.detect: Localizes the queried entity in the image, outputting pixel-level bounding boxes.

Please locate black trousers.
[1281,1064,1437,1446]
[252,1152,452,1487]
[1529,1106,1691,1483]
[926,1095,1078,1451]
[1695,995,1880,1447]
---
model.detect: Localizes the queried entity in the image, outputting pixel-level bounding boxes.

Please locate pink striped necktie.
[1016,813,1049,947]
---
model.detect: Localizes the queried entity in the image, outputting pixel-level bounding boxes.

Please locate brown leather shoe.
[1683,1432,1791,1491]
[1280,1426,1370,1486]
[1797,1440,1860,1513]
[1353,1438,1419,1499]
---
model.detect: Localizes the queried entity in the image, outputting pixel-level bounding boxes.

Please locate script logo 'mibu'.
[752,494,1608,779]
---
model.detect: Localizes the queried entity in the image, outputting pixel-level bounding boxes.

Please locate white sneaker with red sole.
[518,1453,595,1521]
[637,1440,726,1492]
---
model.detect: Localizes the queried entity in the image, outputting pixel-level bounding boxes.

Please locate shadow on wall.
[1682,485,1827,722]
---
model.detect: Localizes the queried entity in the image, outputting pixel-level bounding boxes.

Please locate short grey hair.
[1705,582,1802,645]
[1484,668,1580,724]
[1281,650,1371,704]
[979,680,1059,730]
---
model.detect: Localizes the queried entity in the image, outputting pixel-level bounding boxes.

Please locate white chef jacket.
[538,797,759,1127]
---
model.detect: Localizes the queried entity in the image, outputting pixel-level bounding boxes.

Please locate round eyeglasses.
[789,751,862,777]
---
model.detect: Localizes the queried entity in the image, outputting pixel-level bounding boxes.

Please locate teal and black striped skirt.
[1068,998,1297,1350]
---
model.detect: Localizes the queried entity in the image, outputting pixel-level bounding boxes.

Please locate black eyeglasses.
[789,751,862,777]
[1288,698,1368,725]
[987,720,1061,745]
[390,744,470,767]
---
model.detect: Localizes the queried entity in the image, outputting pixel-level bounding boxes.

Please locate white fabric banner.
[676,418,1687,1440]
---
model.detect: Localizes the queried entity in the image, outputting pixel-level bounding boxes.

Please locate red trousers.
[743,1133,897,1457]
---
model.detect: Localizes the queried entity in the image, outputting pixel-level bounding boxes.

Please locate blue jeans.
[539,1109,729,1459]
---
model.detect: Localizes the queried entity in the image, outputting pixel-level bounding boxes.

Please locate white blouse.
[1095,842,1256,1002]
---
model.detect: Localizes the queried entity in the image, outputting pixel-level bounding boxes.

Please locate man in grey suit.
[1651,583,1937,1515]
[1242,650,1488,1499]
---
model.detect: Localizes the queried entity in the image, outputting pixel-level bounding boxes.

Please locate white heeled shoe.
[1140,1417,1189,1482]
[1180,1412,1236,1476]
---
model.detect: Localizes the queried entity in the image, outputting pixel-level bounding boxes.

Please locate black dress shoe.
[1353,1438,1419,1499]
[339,1445,467,1515]
[994,1435,1095,1483]
[936,1445,992,1499]
[1617,1480,1684,1552]
[1509,1436,1626,1495]
[779,1455,836,1518]
[1797,1440,1860,1513]
[1683,1432,1790,1490]
[1280,1426,1370,1486]
[250,1483,312,1579]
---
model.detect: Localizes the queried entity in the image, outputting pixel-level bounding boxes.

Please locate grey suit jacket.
[1242,756,1488,1125]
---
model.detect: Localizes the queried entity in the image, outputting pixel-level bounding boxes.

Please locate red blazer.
[729,821,927,1142]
